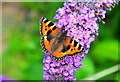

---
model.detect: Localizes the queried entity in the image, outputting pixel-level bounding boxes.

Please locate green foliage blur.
[2,2,119,80]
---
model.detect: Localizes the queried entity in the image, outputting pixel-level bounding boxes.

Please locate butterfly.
[40,17,85,61]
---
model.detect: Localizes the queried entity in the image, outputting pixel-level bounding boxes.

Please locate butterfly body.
[40,17,84,61]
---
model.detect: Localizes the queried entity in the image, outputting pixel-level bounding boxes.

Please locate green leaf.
[92,39,118,62]
[24,63,44,80]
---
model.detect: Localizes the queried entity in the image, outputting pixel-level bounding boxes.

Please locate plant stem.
[82,64,120,80]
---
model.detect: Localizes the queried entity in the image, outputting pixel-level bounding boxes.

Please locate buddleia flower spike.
[41,0,118,80]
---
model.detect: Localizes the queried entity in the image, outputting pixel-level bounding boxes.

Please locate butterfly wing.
[40,17,61,37]
[65,37,84,56]
[51,36,84,61]
[40,17,84,61]
[52,43,67,61]
[40,17,62,55]
[41,35,56,54]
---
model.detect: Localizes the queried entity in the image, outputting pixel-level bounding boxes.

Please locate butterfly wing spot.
[74,40,77,47]
[66,45,70,50]
[70,39,73,44]
[40,17,46,24]
[42,17,49,23]
[46,21,51,26]
[81,47,84,51]
[48,22,54,27]
[78,44,82,50]
[71,40,74,46]
[61,46,66,53]
[52,55,66,61]
[47,35,54,42]
[47,30,52,35]
[52,26,56,30]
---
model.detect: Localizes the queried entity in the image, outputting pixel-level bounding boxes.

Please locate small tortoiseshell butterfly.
[40,17,84,61]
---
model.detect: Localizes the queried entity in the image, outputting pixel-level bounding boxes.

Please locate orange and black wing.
[52,42,67,61]
[65,37,84,56]
[40,17,62,54]
[51,37,84,61]
[40,17,61,37]
[41,36,56,54]
[40,17,84,61]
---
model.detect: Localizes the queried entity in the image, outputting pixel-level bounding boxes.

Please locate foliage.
[2,2,119,80]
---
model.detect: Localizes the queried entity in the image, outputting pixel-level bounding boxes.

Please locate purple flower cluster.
[43,0,118,80]
[0,75,13,81]
[43,53,82,80]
